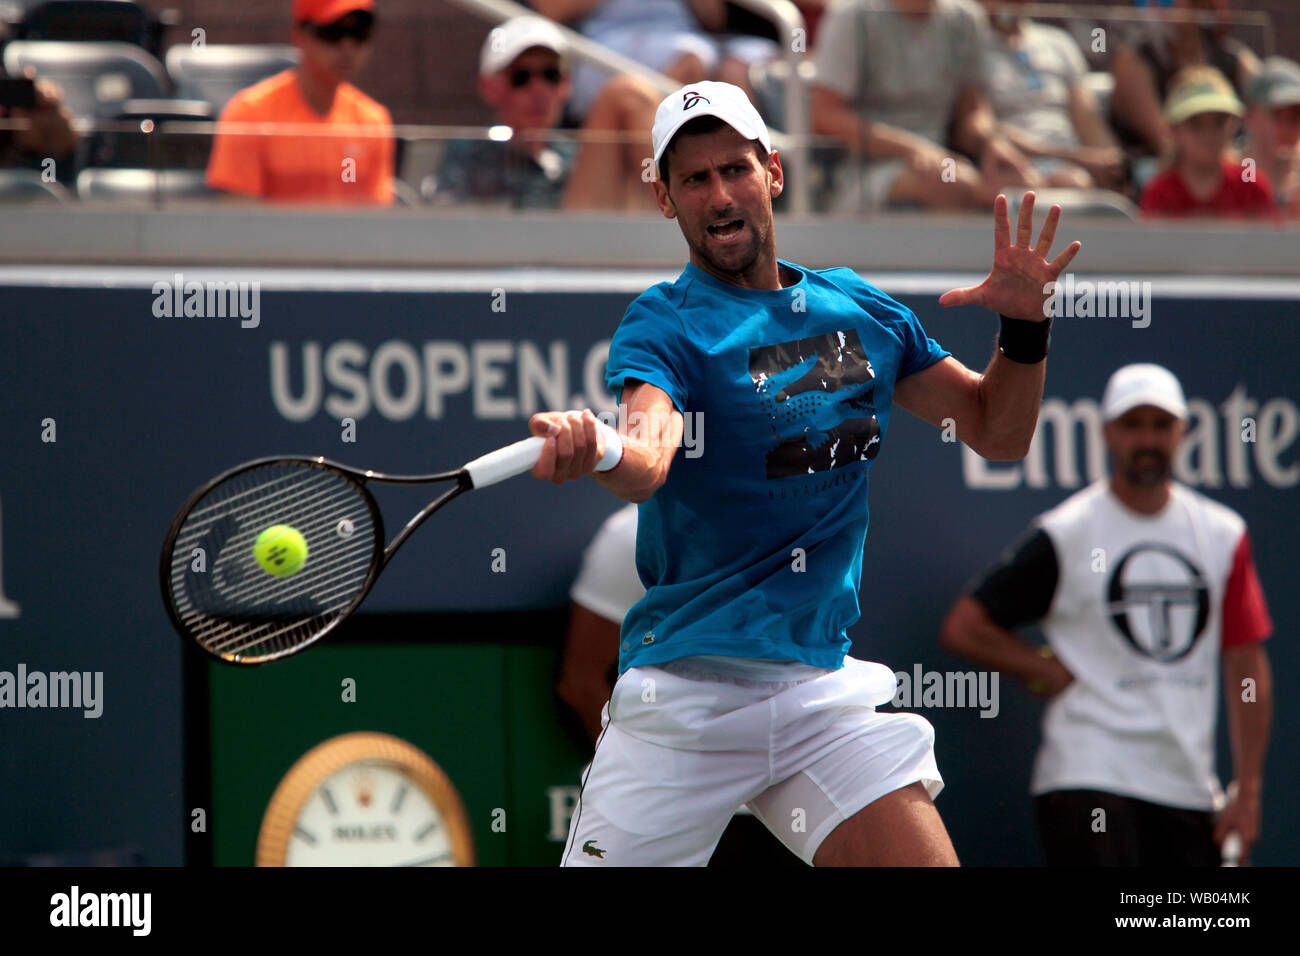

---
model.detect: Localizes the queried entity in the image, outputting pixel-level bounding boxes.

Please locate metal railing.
[441,0,811,215]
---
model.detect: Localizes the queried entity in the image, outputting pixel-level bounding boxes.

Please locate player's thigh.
[812,781,957,866]
[561,722,750,867]
[748,709,946,866]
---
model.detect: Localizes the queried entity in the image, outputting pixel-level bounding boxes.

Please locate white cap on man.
[480,16,567,76]
[652,81,772,169]
[1101,363,1188,422]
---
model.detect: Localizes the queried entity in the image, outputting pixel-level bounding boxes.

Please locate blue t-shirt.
[605,259,949,674]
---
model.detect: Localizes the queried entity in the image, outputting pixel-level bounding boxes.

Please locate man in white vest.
[940,363,1273,865]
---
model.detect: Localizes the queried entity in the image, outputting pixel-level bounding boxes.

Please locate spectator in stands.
[811,0,1038,212]
[435,16,657,211]
[1139,66,1274,219]
[1110,0,1258,159]
[530,0,778,119]
[206,0,394,204]
[0,66,78,171]
[978,0,1125,191]
[1244,57,1300,219]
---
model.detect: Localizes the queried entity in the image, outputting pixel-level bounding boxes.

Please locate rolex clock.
[256,732,476,866]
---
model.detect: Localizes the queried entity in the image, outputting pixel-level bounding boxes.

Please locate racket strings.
[166,462,379,661]
[181,495,369,611]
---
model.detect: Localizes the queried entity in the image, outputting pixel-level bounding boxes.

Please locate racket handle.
[1221,831,1243,867]
[464,419,624,489]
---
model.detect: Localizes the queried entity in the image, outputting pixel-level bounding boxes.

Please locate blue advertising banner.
[0,271,1295,865]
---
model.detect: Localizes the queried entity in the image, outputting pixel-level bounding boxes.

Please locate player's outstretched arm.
[528,380,683,503]
[896,193,1081,460]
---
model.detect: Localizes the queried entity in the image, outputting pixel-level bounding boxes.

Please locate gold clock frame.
[255,731,476,867]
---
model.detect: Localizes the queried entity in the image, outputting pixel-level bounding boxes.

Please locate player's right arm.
[528,379,682,503]
[939,527,1074,698]
[940,597,1073,699]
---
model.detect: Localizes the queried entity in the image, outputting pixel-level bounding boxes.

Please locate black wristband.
[998,314,1051,364]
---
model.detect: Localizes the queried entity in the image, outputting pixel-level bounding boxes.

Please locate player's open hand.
[529,409,604,484]
[938,192,1081,323]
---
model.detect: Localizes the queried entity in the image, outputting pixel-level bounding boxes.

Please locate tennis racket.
[160,420,623,665]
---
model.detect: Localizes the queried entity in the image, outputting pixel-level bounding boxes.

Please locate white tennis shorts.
[561,656,944,866]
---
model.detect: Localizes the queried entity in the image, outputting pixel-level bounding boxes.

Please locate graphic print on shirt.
[748,329,880,479]
[1106,543,1210,663]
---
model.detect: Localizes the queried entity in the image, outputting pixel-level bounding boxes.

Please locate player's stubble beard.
[680,202,773,285]
[1121,448,1172,488]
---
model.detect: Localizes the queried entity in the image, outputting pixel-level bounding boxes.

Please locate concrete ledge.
[1,204,1297,276]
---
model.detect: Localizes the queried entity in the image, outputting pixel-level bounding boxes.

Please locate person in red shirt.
[1140,65,1274,219]
[206,0,394,205]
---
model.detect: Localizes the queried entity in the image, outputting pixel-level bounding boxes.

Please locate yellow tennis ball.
[253,524,308,577]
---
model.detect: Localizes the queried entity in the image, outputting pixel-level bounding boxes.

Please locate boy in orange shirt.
[206,0,394,205]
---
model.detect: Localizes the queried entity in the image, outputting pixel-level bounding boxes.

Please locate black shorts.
[1035,789,1219,867]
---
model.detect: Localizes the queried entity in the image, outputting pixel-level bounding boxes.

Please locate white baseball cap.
[652,81,772,169]
[480,16,567,77]
[1101,363,1188,422]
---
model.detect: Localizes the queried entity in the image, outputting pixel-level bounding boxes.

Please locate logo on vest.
[1106,543,1209,662]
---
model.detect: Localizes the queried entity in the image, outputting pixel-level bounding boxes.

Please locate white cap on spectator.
[480,16,568,77]
[652,81,771,168]
[1101,364,1188,422]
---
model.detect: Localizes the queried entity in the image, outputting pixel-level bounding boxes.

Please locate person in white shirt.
[556,503,801,867]
[976,0,1125,191]
[939,363,1273,865]
[557,503,642,745]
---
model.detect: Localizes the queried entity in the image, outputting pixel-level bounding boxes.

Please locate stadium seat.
[16,1,165,58]
[390,176,421,207]
[0,168,73,202]
[2,40,168,119]
[75,166,213,201]
[165,44,299,115]
[77,97,214,170]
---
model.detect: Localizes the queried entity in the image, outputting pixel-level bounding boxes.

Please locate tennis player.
[531,81,1080,866]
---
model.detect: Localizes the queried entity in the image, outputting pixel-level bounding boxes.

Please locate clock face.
[285,761,457,867]
[257,732,475,867]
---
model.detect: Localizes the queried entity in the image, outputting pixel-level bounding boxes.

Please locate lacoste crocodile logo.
[582,839,606,859]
